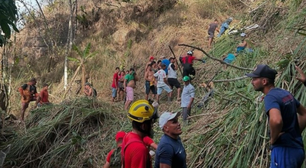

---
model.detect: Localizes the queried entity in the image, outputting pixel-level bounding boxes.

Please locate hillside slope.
[1,0,306,167]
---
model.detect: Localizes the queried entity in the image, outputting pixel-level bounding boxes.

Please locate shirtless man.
[124,68,138,110]
[84,82,93,97]
[145,63,157,100]
[145,56,155,71]
[18,78,38,121]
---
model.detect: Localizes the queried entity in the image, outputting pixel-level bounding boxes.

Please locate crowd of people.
[17,17,306,168]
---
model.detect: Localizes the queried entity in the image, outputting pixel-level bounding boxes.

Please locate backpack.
[109,147,122,168]
[92,88,97,97]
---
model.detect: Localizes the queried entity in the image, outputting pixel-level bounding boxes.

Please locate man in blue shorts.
[246,64,306,168]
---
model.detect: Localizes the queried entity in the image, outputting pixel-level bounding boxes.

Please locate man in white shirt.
[167,57,181,101]
[181,76,195,125]
[154,64,172,104]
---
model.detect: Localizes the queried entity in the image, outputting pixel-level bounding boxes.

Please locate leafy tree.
[0,0,19,47]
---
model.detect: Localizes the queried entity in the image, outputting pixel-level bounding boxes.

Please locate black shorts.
[168,78,181,88]
[145,81,157,95]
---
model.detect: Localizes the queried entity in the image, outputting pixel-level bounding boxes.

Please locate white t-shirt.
[167,63,177,79]
[154,69,167,87]
[181,83,195,107]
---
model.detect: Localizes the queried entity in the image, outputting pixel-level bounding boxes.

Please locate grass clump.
[3,97,130,168]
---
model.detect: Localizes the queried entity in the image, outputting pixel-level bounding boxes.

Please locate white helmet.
[187,51,193,55]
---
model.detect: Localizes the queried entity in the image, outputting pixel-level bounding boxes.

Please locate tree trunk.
[64,0,75,90]
[81,63,85,93]
[63,65,81,99]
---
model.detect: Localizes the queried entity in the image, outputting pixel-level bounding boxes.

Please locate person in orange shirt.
[37,84,51,107]
[18,78,38,121]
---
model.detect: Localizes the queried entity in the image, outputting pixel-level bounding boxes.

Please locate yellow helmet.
[128,100,155,123]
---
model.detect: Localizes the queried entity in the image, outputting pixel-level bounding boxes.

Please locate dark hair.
[130,68,135,71]
[30,78,36,82]
[150,61,156,65]
[115,67,120,70]
[266,78,275,85]
[43,83,49,87]
[169,57,175,61]
[157,60,161,64]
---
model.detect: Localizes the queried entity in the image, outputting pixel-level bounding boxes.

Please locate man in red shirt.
[103,131,126,168]
[180,51,204,79]
[121,100,157,168]
[111,67,120,102]
[37,83,50,107]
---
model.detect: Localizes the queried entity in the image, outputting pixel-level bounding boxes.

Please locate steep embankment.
[1,0,306,167]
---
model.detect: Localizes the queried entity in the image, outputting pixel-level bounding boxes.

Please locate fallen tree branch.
[178,44,253,71]
[212,76,248,83]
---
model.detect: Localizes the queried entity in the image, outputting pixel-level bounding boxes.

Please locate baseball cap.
[149,56,155,60]
[245,64,277,79]
[115,131,126,142]
[159,111,181,129]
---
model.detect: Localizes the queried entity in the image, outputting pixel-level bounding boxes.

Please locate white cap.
[240,33,246,37]
[159,112,181,129]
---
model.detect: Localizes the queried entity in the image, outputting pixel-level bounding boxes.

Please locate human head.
[151,61,157,69]
[161,63,166,70]
[115,67,120,72]
[115,131,126,144]
[43,83,49,90]
[169,57,175,63]
[159,112,182,138]
[130,68,135,75]
[246,64,277,92]
[121,71,125,76]
[187,51,193,56]
[85,82,91,88]
[183,76,190,85]
[128,100,156,137]
[29,78,37,85]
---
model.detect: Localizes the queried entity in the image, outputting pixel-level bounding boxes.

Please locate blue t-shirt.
[154,134,186,168]
[161,59,170,74]
[264,88,303,149]
[224,53,235,64]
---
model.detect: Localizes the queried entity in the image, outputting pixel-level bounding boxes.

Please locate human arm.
[102,150,113,168]
[295,65,306,85]
[268,108,283,145]
[187,86,195,109]
[143,136,158,150]
[297,104,306,132]
[102,162,110,168]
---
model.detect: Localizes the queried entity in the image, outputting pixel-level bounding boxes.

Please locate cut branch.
[178,44,253,71]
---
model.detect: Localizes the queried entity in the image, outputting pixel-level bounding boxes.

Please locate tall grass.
[187,36,306,167]
[2,98,131,167]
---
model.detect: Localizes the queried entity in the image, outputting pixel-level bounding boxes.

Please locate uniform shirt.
[180,55,196,65]
[167,63,177,79]
[112,72,119,88]
[161,59,170,74]
[264,88,303,149]
[154,134,186,168]
[154,69,167,87]
[181,83,195,107]
[121,132,150,168]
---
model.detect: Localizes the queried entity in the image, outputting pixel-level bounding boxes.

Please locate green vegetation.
[1,0,306,167]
